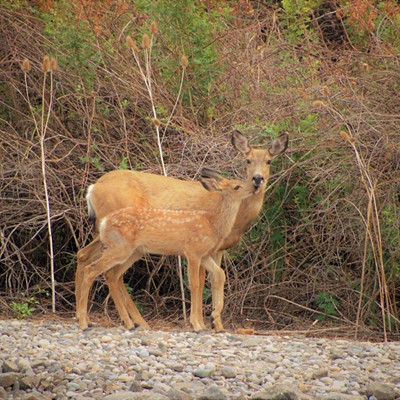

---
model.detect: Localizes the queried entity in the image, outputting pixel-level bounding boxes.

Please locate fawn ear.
[199,177,221,192]
[200,167,224,182]
[231,130,251,155]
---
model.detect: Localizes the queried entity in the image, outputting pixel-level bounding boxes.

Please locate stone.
[103,391,169,399]
[221,366,237,378]
[251,383,312,400]
[193,367,214,378]
[3,360,19,373]
[1,320,400,400]
[129,380,142,392]
[166,387,194,400]
[311,369,329,379]
[101,335,113,343]
[17,358,33,373]
[197,385,227,400]
[366,382,398,400]
[316,394,365,400]
[21,391,50,400]
[0,372,20,388]
[36,339,51,347]
[20,375,41,390]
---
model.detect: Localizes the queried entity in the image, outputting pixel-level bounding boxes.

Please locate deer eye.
[266,160,272,165]
[246,159,251,164]
[234,185,241,190]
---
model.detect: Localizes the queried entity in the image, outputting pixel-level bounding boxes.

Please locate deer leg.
[203,253,226,332]
[105,257,150,330]
[75,236,102,324]
[186,256,204,332]
[196,266,207,330]
[77,245,131,330]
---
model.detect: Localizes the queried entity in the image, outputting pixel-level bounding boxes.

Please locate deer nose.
[252,175,264,188]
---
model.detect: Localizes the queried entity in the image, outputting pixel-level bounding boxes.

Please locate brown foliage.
[0,2,399,338]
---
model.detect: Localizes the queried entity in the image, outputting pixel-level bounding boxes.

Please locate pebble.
[1,320,400,400]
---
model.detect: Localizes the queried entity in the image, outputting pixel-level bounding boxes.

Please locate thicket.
[1,0,399,340]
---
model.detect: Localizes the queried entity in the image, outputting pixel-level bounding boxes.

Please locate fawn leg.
[77,245,131,330]
[105,256,150,330]
[186,255,203,332]
[198,266,207,330]
[203,253,226,332]
[75,236,102,324]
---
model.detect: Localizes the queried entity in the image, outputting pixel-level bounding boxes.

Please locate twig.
[126,27,189,321]
[22,57,57,313]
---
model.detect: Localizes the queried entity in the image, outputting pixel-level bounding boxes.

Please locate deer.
[76,169,259,332]
[76,130,288,331]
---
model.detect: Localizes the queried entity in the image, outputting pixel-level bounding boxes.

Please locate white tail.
[76,169,257,332]
[76,131,288,331]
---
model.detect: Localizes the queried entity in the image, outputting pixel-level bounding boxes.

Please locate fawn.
[76,168,259,331]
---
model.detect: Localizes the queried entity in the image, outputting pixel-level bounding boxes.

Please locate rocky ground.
[0,319,399,400]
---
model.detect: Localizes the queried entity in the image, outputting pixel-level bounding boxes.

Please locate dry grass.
[1,3,399,339]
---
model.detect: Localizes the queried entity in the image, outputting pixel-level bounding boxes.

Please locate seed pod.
[362,62,370,72]
[50,57,57,72]
[340,130,355,143]
[22,58,31,73]
[150,22,158,34]
[181,55,188,68]
[126,36,139,52]
[142,34,150,49]
[42,55,50,73]
[312,100,325,109]
[322,86,331,95]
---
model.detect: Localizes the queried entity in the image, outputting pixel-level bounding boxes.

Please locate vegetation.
[0,0,399,340]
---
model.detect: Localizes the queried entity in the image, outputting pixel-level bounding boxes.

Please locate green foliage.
[281,0,323,40]
[118,157,130,170]
[134,0,230,120]
[79,155,105,172]
[124,284,145,314]
[11,302,36,319]
[202,286,212,305]
[36,2,101,89]
[315,291,339,320]
[10,295,39,319]
[79,144,105,171]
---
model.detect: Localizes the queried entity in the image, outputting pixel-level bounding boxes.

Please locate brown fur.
[76,131,288,331]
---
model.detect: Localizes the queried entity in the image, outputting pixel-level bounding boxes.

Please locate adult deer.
[76,169,258,332]
[76,130,288,331]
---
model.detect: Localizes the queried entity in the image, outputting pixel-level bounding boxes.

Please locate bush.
[0,0,399,338]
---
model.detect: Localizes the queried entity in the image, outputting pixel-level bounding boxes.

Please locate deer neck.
[219,188,265,250]
[210,194,242,246]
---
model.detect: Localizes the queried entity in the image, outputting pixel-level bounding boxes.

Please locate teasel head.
[126,36,139,53]
[22,58,31,73]
[322,86,331,96]
[150,22,158,35]
[152,117,161,127]
[42,55,51,73]
[361,62,370,72]
[340,130,355,143]
[142,33,151,49]
[50,57,57,72]
[181,54,188,69]
[312,100,325,109]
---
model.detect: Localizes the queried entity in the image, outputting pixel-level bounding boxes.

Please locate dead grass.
[1,3,399,340]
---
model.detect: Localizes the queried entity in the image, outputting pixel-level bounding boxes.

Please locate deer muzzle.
[252,175,264,189]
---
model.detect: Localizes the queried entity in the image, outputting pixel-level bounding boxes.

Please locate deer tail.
[86,184,96,227]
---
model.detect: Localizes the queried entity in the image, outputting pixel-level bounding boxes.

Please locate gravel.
[1,319,400,399]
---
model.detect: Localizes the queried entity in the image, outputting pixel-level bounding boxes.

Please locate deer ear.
[199,177,221,192]
[269,132,289,157]
[231,130,251,155]
[201,167,224,182]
